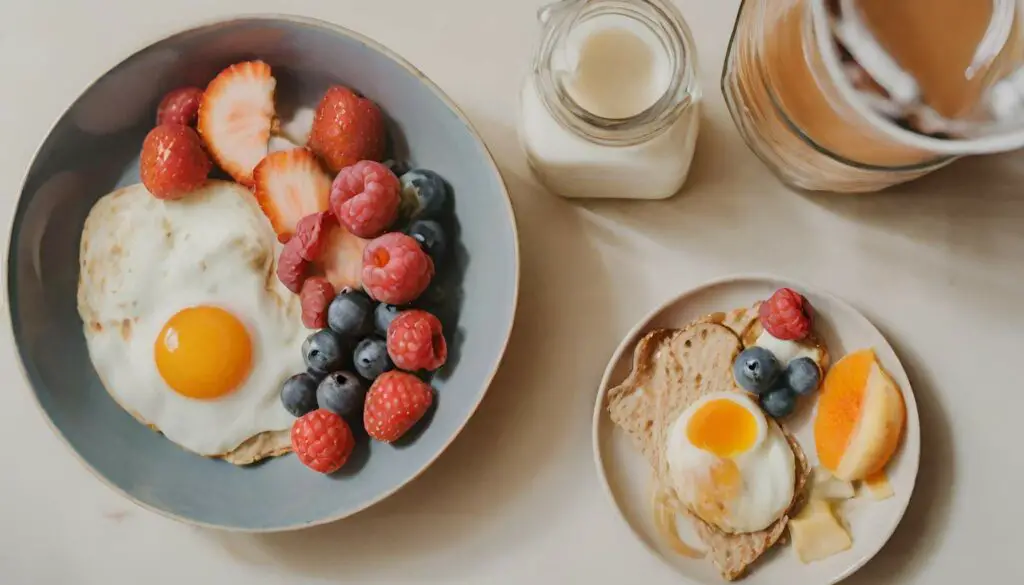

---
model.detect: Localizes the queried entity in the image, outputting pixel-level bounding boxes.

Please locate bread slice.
[607,318,810,581]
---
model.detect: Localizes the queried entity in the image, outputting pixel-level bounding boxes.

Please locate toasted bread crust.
[607,312,813,581]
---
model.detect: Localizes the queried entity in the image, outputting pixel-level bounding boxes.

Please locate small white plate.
[592,274,920,585]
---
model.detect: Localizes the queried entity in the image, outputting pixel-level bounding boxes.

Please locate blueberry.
[761,386,798,418]
[417,281,447,309]
[732,347,782,394]
[407,219,447,264]
[399,169,449,221]
[374,303,401,335]
[785,357,821,396]
[302,329,347,374]
[316,371,365,421]
[280,373,319,417]
[327,289,374,340]
[353,337,394,381]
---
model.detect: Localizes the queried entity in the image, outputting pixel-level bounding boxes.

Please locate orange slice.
[814,349,906,481]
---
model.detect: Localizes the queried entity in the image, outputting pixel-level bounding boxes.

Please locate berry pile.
[733,288,820,419]
[136,61,457,476]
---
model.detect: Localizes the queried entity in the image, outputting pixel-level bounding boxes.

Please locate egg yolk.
[154,306,252,399]
[686,398,758,458]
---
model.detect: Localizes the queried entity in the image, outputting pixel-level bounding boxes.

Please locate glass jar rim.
[532,0,700,147]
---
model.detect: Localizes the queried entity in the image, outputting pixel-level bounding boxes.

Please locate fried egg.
[665,392,795,534]
[78,180,304,457]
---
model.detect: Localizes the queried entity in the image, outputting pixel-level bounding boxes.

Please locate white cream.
[754,330,823,366]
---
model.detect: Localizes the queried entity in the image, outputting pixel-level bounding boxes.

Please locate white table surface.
[1,0,1022,583]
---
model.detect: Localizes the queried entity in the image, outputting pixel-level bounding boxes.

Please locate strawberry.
[139,124,211,200]
[156,87,203,127]
[363,371,434,443]
[316,222,369,292]
[252,148,332,242]
[197,60,276,185]
[307,86,387,173]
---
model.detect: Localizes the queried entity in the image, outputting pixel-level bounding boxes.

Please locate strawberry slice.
[316,222,369,291]
[198,60,276,185]
[253,148,332,242]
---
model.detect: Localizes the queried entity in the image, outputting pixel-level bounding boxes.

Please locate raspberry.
[329,161,401,238]
[363,371,434,443]
[277,238,308,294]
[300,276,335,329]
[291,409,355,474]
[361,232,434,305]
[759,288,812,341]
[387,309,447,371]
[156,87,203,127]
[292,211,334,261]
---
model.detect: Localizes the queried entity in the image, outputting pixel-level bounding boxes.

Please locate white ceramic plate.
[592,274,920,585]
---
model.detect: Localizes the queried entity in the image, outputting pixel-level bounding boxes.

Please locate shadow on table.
[803,151,1024,306]
[841,318,956,584]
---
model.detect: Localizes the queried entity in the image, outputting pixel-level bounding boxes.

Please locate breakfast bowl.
[6,15,518,531]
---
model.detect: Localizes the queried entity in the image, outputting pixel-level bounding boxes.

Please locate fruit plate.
[7,16,518,531]
[591,274,920,585]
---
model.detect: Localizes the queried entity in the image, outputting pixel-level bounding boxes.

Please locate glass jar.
[722,0,1024,193]
[519,0,701,200]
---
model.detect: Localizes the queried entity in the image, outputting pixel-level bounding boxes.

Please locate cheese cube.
[790,499,853,563]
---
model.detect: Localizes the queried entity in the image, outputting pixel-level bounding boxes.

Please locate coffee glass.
[722,0,1024,193]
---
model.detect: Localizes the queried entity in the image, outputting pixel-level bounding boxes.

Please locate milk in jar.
[519,0,701,200]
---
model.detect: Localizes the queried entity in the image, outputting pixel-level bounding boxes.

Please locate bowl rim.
[4,12,521,533]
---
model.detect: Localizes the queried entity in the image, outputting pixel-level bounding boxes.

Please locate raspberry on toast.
[253,148,331,242]
[606,320,811,581]
[198,60,276,185]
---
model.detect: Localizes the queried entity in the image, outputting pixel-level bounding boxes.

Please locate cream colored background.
[1,1,1021,583]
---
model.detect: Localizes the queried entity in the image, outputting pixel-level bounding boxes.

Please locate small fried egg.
[665,392,795,534]
[78,181,304,456]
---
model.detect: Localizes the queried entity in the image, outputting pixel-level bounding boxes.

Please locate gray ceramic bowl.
[6,15,518,531]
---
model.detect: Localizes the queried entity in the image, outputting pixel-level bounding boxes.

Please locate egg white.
[78,181,304,456]
[665,392,796,534]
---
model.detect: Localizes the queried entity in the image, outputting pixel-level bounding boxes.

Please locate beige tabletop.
[1,0,1022,583]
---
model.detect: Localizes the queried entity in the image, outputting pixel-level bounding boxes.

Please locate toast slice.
[607,318,810,580]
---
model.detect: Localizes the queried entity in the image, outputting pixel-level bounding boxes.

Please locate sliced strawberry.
[316,222,369,291]
[197,60,276,185]
[253,148,332,242]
